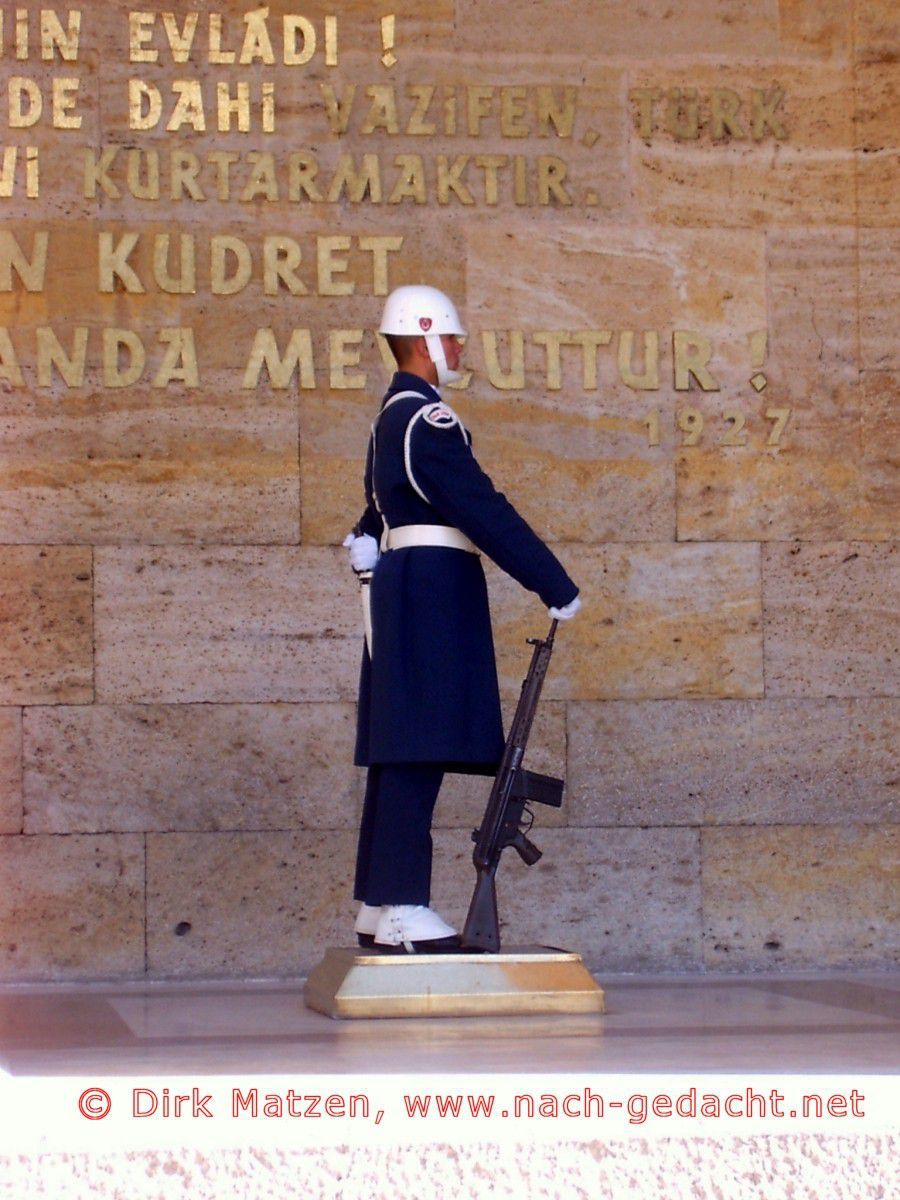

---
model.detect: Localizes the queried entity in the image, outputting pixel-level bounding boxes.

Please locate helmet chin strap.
[425,334,462,387]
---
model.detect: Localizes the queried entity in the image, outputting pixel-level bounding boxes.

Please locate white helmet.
[379,284,465,386]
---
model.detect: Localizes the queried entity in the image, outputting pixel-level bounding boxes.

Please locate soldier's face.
[440,334,463,372]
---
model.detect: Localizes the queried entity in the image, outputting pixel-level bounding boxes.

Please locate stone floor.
[1,968,897,1076]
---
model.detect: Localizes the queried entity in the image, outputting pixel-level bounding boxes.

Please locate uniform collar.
[384,371,441,407]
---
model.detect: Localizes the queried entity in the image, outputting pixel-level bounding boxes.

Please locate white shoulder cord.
[403,402,469,503]
[370,390,430,549]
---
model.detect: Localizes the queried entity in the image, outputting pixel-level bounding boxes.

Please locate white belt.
[386,525,478,554]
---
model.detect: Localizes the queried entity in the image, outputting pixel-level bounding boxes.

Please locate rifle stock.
[461,619,563,952]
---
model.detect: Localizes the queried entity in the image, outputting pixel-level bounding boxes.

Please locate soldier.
[345,284,581,953]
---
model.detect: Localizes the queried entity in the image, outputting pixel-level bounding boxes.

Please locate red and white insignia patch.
[418,317,432,331]
[423,403,458,429]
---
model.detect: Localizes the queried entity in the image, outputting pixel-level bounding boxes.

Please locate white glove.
[342,532,379,573]
[548,595,582,621]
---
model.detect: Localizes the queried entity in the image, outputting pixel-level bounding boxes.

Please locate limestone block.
[431,826,703,973]
[0,833,144,980]
[674,389,870,542]
[568,699,899,828]
[860,373,900,540]
[860,232,900,370]
[854,61,897,147]
[460,224,769,543]
[487,543,763,702]
[436,701,567,829]
[452,391,678,544]
[767,230,858,392]
[630,66,855,227]
[779,0,853,59]
[857,143,900,229]
[94,546,359,703]
[676,446,863,543]
[678,228,874,540]
[453,1,779,57]
[0,710,23,834]
[855,65,899,226]
[701,826,899,969]
[146,830,357,978]
[23,703,361,834]
[301,387,375,548]
[0,546,93,705]
[854,0,900,63]
[467,225,768,353]
[762,542,899,697]
[0,376,299,545]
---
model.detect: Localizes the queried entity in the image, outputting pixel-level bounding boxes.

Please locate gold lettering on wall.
[6,74,83,128]
[153,327,199,387]
[98,232,143,293]
[618,331,659,390]
[262,236,304,295]
[0,325,201,390]
[0,145,40,197]
[329,329,366,389]
[0,327,25,386]
[629,85,787,142]
[36,326,88,386]
[316,236,352,294]
[482,331,525,390]
[571,331,612,390]
[127,10,339,67]
[242,328,315,389]
[673,331,720,391]
[640,408,792,449]
[103,327,144,388]
[129,78,274,133]
[211,235,252,294]
[0,8,82,61]
[75,146,596,208]
[152,234,197,294]
[537,156,570,205]
[0,0,796,464]
[0,229,48,290]
[91,231,403,296]
[318,83,578,139]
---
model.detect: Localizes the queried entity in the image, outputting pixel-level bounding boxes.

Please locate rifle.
[460,619,564,952]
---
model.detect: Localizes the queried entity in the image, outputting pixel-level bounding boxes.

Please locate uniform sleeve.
[353,435,384,541]
[408,414,578,609]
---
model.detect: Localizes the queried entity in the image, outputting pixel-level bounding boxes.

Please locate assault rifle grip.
[512,831,542,866]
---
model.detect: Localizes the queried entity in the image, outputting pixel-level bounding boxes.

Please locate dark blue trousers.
[354,764,444,905]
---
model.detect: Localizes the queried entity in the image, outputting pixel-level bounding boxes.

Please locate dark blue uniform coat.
[354,372,578,772]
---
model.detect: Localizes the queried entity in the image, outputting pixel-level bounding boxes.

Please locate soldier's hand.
[343,532,380,573]
[548,596,582,621]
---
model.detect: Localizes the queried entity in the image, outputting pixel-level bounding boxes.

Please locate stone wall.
[0,0,896,981]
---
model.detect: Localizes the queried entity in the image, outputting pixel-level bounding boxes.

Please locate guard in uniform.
[345,285,581,953]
